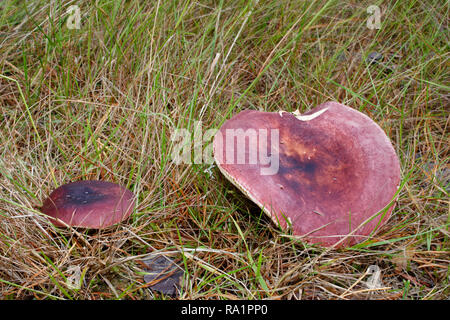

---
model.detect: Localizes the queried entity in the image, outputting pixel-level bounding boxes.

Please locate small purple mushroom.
[41,180,135,229]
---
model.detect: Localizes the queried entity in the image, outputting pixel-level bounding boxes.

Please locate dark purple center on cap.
[63,185,107,206]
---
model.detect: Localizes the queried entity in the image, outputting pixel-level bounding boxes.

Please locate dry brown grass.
[0,0,448,299]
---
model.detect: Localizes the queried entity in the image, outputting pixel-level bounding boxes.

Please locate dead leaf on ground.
[141,254,184,296]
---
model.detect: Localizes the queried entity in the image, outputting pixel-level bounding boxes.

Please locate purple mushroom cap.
[213,102,401,247]
[41,180,135,229]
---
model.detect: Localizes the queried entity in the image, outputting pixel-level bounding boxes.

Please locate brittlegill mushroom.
[213,101,401,247]
[41,180,135,229]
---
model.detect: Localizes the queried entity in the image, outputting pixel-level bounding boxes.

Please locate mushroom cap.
[213,101,401,247]
[41,180,135,229]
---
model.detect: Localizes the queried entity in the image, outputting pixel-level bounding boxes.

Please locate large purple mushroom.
[213,101,401,247]
[41,180,135,229]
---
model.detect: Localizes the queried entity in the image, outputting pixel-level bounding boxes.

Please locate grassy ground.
[0,0,448,300]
